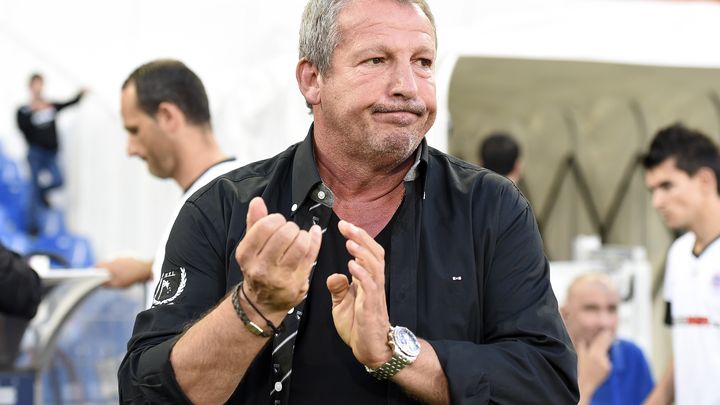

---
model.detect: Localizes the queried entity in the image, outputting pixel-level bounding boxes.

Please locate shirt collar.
[291,124,326,209]
[290,123,429,207]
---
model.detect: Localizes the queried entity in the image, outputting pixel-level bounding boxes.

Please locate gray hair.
[299,0,436,76]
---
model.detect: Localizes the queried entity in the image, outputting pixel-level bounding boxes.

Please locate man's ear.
[296,58,321,107]
[155,102,184,135]
[696,167,718,195]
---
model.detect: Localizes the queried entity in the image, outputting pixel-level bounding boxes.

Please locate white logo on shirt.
[152,266,187,306]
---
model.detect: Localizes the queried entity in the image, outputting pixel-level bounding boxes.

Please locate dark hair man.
[642,123,720,405]
[98,59,240,307]
[478,131,522,184]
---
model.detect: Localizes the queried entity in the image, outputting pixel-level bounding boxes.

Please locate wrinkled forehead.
[336,0,436,47]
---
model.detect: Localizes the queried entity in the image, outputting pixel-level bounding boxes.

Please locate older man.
[118,1,578,404]
[561,272,654,405]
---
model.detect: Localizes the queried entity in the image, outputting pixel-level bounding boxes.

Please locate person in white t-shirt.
[98,59,240,307]
[642,123,720,405]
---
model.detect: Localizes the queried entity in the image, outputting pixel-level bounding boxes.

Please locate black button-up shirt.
[118,126,579,404]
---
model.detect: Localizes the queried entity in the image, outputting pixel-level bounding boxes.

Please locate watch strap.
[365,326,419,380]
[365,353,412,380]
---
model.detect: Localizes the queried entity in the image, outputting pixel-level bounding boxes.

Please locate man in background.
[98,59,240,308]
[478,131,522,184]
[642,123,720,405]
[561,272,654,405]
[16,73,85,234]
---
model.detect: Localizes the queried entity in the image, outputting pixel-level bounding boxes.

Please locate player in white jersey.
[99,59,240,307]
[643,123,720,405]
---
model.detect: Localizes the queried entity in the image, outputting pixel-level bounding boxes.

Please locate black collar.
[289,123,429,208]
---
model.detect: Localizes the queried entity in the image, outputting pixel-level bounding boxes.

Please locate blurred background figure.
[477,131,522,184]
[16,73,85,235]
[561,272,654,405]
[0,241,41,318]
[98,59,240,308]
[642,123,720,405]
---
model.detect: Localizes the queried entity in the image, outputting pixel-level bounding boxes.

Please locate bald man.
[561,273,654,405]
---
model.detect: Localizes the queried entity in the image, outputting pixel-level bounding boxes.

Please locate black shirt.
[16,92,83,151]
[0,242,41,318]
[118,126,579,404]
[290,211,393,404]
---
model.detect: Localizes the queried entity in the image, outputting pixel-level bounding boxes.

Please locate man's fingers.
[261,221,301,264]
[347,259,378,294]
[236,213,286,267]
[339,220,385,285]
[593,330,615,352]
[246,196,268,230]
[327,273,350,307]
[338,220,385,262]
[299,225,322,269]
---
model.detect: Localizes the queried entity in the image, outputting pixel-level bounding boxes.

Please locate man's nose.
[651,190,664,209]
[127,137,139,157]
[389,61,418,99]
[599,311,615,329]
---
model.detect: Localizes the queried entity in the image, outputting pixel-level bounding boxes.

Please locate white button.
[317,191,326,200]
[274,381,283,392]
[287,307,294,314]
[291,203,298,212]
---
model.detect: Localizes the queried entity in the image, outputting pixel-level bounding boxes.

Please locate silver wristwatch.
[365,326,421,380]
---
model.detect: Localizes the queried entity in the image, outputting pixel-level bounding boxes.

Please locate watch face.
[394,327,421,357]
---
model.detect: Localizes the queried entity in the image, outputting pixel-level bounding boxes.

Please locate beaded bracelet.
[231,281,282,337]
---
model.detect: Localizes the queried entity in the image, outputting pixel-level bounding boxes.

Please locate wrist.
[579,381,598,398]
[366,346,394,370]
[231,282,285,338]
[242,280,295,318]
[365,326,421,380]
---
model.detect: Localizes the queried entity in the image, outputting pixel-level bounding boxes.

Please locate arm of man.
[118,197,321,404]
[429,180,578,404]
[328,220,450,404]
[643,360,674,405]
[576,331,614,405]
[0,243,42,318]
[171,198,321,403]
[329,177,578,404]
[98,257,152,288]
[54,90,85,111]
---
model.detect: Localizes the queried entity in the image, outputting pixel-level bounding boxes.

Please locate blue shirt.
[591,339,654,405]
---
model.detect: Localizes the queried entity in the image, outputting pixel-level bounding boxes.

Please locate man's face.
[562,280,619,344]
[314,0,437,167]
[120,84,176,179]
[644,158,705,230]
[30,77,44,99]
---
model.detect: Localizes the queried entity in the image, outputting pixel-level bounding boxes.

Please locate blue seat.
[0,159,31,232]
[29,233,95,268]
[0,209,31,255]
[36,208,66,238]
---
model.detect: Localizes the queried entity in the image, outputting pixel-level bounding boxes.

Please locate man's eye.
[369,57,383,64]
[419,58,432,68]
